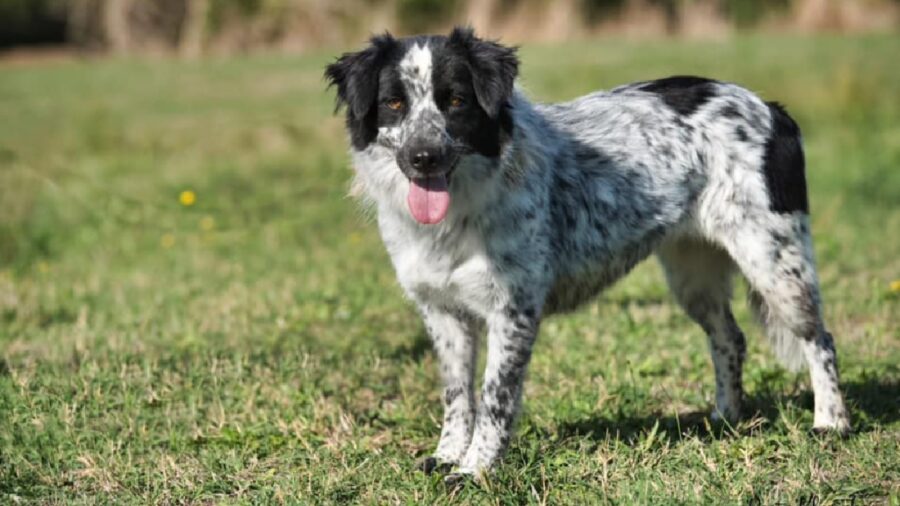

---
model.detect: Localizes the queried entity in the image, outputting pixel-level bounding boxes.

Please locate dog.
[324,27,850,481]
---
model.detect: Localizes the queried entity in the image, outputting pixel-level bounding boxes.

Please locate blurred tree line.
[1,0,897,52]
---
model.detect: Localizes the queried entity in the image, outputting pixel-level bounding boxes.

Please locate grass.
[0,33,898,504]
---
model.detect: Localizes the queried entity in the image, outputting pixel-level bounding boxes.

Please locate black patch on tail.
[640,76,718,116]
[762,102,808,213]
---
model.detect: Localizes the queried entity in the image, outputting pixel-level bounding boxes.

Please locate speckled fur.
[326,29,850,479]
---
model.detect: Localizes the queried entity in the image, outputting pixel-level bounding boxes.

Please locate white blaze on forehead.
[399,43,434,102]
[401,43,432,84]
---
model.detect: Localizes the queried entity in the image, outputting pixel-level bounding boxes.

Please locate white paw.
[813,410,851,435]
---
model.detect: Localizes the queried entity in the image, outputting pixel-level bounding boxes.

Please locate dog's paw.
[443,463,490,492]
[443,471,474,492]
[811,423,851,439]
[812,409,851,436]
[416,456,454,475]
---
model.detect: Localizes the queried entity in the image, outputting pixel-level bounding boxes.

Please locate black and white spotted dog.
[325,27,850,480]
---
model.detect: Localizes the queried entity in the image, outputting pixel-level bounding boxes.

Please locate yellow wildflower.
[37,261,50,273]
[890,280,900,293]
[160,233,176,249]
[200,215,215,231]
[179,190,196,206]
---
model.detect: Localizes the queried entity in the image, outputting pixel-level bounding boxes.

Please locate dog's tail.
[747,288,807,371]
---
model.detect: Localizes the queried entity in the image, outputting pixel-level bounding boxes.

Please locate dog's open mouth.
[407,175,450,225]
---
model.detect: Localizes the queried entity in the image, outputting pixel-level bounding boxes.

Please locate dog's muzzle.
[400,140,455,178]
[399,139,457,225]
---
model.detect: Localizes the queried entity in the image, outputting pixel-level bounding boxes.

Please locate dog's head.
[325,27,518,224]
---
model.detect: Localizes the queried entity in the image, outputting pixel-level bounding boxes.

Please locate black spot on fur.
[444,385,464,405]
[720,103,743,119]
[640,76,718,116]
[672,116,695,133]
[771,232,790,247]
[573,145,612,168]
[659,144,674,160]
[762,102,809,213]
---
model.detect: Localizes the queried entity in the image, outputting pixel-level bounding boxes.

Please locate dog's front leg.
[419,304,479,469]
[455,306,539,478]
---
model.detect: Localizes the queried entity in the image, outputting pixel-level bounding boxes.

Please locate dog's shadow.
[554,376,900,444]
[388,328,433,361]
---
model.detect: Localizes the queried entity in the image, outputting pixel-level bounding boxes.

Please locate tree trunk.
[179,0,209,58]
[103,0,132,53]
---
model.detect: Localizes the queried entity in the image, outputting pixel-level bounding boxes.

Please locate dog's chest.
[383,223,497,314]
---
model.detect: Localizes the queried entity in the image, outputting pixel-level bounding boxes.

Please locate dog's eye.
[385,98,405,111]
[449,96,465,108]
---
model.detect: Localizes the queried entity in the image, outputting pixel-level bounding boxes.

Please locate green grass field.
[1,34,899,504]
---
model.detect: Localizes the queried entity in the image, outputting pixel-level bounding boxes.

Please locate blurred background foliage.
[0,0,898,54]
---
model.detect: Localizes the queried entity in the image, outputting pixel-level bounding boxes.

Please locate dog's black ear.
[447,26,519,119]
[324,33,397,119]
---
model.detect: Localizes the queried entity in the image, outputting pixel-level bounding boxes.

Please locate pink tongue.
[407,176,450,224]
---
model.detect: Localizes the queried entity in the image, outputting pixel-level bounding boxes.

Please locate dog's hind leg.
[716,214,850,433]
[418,304,479,471]
[657,237,747,422]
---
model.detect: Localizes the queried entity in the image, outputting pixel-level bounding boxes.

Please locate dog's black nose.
[409,147,442,172]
